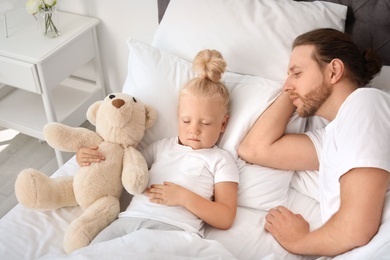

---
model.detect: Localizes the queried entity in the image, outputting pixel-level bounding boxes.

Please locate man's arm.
[265,167,390,256]
[238,91,318,171]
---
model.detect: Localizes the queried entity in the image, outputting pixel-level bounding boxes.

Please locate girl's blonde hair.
[180,49,230,114]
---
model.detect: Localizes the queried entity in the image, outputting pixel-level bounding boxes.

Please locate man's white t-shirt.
[119,137,239,236]
[306,88,390,223]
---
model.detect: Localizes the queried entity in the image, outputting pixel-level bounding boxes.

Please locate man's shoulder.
[345,88,390,113]
[354,87,390,101]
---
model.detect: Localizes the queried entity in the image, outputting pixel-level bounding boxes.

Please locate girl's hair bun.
[192,49,226,82]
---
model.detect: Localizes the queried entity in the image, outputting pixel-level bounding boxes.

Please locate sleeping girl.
[76,49,239,245]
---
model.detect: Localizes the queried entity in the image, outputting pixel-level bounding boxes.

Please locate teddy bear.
[14,93,157,253]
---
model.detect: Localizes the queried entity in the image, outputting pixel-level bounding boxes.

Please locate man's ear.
[329,58,344,84]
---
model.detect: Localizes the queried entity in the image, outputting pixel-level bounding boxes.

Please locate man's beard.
[296,82,332,118]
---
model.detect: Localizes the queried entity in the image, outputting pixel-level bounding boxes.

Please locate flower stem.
[41,7,60,37]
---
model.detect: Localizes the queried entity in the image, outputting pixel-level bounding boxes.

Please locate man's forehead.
[288,45,316,69]
[291,45,315,58]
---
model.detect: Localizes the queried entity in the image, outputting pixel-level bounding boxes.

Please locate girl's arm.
[145,181,238,230]
[76,146,105,166]
[238,91,318,171]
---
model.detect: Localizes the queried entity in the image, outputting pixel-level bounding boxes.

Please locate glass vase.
[38,6,61,38]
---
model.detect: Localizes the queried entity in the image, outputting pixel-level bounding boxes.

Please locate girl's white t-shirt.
[119,137,239,236]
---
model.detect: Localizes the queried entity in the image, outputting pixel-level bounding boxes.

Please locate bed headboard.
[157,0,390,66]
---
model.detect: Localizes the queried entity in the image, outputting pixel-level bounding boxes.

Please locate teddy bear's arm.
[122,146,149,195]
[44,122,103,152]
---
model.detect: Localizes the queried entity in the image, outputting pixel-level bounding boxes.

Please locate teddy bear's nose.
[112,99,125,108]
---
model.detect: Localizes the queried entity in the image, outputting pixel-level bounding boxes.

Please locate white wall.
[57,0,159,93]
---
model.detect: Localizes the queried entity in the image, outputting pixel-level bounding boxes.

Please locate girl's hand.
[76,146,105,167]
[145,182,186,206]
[146,181,238,230]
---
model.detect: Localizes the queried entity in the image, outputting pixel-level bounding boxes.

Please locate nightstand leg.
[55,149,64,167]
[3,14,8,38]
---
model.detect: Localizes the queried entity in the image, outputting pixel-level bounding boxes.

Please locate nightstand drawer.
[0,57,41,94]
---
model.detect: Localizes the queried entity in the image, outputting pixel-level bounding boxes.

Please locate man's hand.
[265,206,310,253]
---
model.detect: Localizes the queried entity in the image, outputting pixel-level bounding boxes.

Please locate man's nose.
[283,79,292,92]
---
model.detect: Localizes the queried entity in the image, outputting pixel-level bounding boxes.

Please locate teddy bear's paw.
[63,224,91,254]
[63,195,120,254]
[15,169,48,209]
[123,171,149,195]
[15,169,77,210]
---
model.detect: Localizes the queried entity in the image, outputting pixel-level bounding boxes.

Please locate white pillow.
[123,38,191,149]
[122,38,307,210]
[219,72,281,158]
[237,112,306,209]
[152,0,347,82]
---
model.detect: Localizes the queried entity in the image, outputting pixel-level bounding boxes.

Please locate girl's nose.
[190,125,200,135]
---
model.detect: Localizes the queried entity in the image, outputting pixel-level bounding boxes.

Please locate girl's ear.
[220,115,229,133]
[329,58,344,84]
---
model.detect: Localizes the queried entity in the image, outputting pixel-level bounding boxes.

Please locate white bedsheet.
[1,156,390,259]
[40,229,238,260]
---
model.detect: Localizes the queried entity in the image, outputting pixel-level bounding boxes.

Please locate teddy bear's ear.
[144,105,157,129]
[86,101,102,126]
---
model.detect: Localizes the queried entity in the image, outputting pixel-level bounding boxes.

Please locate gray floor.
[0,122,92,218]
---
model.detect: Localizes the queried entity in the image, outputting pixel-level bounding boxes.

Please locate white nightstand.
[0,11,106,166]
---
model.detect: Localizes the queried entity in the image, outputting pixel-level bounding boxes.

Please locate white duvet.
[1,157,390,259]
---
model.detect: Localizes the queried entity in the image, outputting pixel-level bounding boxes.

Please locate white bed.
[1,0,390,259]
